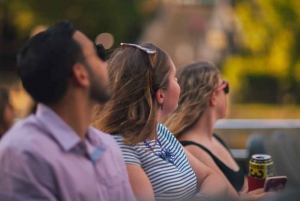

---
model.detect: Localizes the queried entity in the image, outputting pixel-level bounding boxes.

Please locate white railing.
[214,119,300,158]
[214,119,300,129]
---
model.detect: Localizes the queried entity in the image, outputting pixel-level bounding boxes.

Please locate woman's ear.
[155,89,164,105]
[72,63,90,87]
[209,92,217,106]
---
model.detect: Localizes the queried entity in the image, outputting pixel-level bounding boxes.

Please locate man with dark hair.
[0,21,136,201]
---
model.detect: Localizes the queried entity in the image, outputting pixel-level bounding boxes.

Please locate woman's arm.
[185,146,267,201]
[184,145,240,199]
[126,164,155,201]
[183,147,230,199]
[241,176,248,192]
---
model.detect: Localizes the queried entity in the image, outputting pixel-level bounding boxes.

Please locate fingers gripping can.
[248,154,273,192]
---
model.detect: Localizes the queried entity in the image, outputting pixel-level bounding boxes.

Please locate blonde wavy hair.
[163,61,220,138]
[92,43,171,144]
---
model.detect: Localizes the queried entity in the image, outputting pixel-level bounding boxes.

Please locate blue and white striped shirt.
[114,124,197,201]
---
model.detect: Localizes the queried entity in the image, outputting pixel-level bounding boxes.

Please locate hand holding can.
[248,154,273,192]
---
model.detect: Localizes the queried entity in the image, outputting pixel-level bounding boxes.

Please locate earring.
[160,103,164,110]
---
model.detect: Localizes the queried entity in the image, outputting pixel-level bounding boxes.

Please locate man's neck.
[49,97,94,140]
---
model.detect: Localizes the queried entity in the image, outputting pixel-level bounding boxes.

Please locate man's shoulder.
[89,127,126,162]
[89,126,112,138]
[1,115,36,142]
[0,115,56,153]
[88,126,118,145]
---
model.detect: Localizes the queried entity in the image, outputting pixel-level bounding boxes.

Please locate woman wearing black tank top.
[164,61,266,200]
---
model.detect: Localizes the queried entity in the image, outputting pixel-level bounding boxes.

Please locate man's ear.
[155,89,164,105]
[209,92,217,106]
[72,63,90,87]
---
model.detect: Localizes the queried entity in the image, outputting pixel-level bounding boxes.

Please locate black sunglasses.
[215,80,229,94]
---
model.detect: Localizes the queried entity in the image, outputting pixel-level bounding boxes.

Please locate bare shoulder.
[184,144,215,164]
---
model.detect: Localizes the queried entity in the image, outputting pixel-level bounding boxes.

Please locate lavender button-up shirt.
[0,104,136,201]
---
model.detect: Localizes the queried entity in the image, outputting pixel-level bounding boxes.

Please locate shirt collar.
[35,103,82,151]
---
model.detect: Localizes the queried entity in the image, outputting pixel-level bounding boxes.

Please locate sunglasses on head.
[215,80,229,94]
[120,43,156,54]
[120,43,156,67]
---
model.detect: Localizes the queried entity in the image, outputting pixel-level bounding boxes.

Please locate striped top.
[114,124,197,201]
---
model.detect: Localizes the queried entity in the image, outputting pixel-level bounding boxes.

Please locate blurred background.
[1,0,300,150]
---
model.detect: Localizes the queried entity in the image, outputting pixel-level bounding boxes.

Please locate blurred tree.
[0,0,160,72]
[222,0,300,104]
[3,0,159,49]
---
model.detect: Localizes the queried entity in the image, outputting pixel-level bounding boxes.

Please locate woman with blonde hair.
[164,61,266,200]
[93,43,229,200]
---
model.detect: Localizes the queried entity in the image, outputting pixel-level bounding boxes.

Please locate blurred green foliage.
[3,0,158,46]
[223,0,300,104]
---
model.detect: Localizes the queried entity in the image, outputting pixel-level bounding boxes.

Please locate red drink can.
[248,154,273,192]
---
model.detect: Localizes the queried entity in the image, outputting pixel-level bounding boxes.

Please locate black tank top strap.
[213,134,235,158]
[213,134,228,148]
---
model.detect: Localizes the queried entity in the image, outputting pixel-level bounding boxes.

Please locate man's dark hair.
[17,20,83,104]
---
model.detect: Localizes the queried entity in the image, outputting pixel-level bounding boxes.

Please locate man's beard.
[89,73,111,104]
[84,62,112,104]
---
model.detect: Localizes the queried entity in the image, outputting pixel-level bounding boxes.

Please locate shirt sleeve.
[0,146,58,201]
[113,135,141,166]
